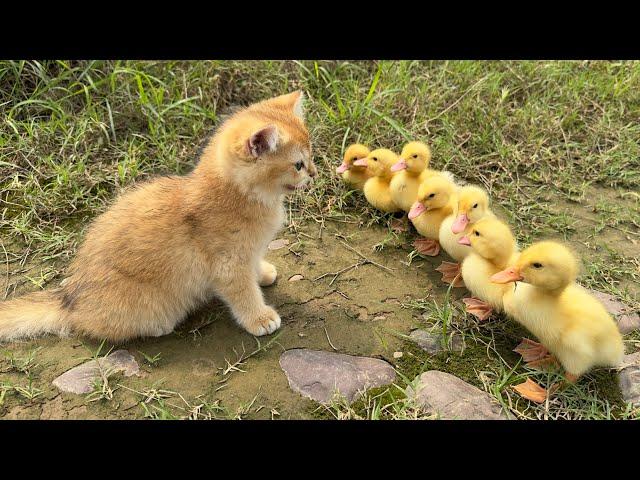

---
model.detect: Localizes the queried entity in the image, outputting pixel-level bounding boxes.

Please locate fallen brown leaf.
[513,378,548,403]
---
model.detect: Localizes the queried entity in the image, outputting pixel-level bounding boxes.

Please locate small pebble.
[268,239,290,250]
[393,352,403,359]
[289,274,304,282]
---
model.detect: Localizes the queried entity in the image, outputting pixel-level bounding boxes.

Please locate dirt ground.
[2,190,637,419]
[1,218,436,419]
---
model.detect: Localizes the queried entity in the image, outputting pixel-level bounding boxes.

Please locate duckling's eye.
[352,157,358,161]
[294,161,304,171]
[412,154,418,158]
[533,262,543,269]
[428,193,436,198]
[372,157,378,162]
[474,230,480,237]
[473,203,478,209]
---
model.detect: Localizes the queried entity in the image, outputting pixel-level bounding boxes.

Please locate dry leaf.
[513,378,548,403]
[288,274,304,282]
[268,239,290,250]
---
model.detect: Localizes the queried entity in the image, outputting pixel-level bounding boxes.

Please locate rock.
[393,352,403,359]
[268,239,290,250]
[52,350,140,395]
[288,274,304,282]
[406,370,510,420]
[619,351,640,406]
[409,329,464,354]
[588,289,640,334]
[279,349,396,405]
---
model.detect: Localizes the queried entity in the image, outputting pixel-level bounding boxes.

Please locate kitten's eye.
[533,262,543,268]
[412,154,418,158]
[428,193,436,198]
[295,161,304,171]
[473,203,478,209]
[474,231,480,237]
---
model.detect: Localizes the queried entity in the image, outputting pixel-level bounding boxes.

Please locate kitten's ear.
[291,90,305,119]
[248,125,279,158]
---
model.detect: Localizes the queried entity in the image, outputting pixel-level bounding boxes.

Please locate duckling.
[408,175,457,256]
[491,241,624,383]
[458,217,519,321]
[389,142,456,212]
[389,142,434,212]
[356,148,402,213]
[437,185,495,286]
[336,144,372,191]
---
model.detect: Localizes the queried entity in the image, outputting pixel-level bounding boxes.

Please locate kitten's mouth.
[285,183,307,192]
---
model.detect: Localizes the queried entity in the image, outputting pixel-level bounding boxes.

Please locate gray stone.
[406,370,511,420]
[52,350,140,395]
[409,329,464,354]
[619,351,640,406]
[268,238,290,250]
[279,349,396,405]
[588,289,640,334]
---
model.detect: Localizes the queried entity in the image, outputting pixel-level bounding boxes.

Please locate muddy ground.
[1,188,638,420]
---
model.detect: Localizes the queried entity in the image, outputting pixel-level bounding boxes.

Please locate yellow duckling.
[336,144,372,191]
[389,142,456,212]
[356,148,402,213]
[491,241,624,383]
[408,175,457,256]
[389,142,436,212]
[458,217,519,321]
[437,185,495,286]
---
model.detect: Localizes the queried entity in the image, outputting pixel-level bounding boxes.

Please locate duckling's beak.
[336,162,350,174]
[390,158,407,172]
[408,201,426,220]
[457,235,471,246]
[353,158,368,167]
[490,267,524,284]
[451,213,469,234]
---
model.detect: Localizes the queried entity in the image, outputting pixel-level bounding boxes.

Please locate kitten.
[0,91,316,342]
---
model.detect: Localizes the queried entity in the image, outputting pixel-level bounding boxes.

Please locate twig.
[324,326,338,351]
[338,240,394,273]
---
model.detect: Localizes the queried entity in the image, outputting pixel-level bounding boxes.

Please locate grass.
[1,60,639,419]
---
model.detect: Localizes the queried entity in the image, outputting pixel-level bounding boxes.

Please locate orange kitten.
[0,91,316,342]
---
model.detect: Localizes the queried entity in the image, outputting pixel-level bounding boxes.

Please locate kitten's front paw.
[259,261,278,287]
[243,307,281,336]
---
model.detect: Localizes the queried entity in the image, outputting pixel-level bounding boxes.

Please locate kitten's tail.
[0,290,68,341]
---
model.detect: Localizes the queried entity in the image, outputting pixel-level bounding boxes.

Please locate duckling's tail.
[0,290,68,341]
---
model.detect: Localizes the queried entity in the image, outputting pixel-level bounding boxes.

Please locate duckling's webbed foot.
[513,338,556,368]
[389,217,409,233]
[463,297,493,321]
[413,238,440,256]
[436,261,465,287]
